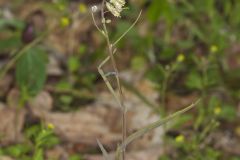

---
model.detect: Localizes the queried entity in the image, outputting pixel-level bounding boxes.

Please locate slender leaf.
[121,99,200,149]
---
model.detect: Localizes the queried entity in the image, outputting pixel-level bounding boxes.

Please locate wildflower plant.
[91,1,199,160]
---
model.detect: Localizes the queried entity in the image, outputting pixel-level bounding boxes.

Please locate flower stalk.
[91,1,141,159]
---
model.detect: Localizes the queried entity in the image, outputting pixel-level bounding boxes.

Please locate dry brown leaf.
[0,75,12,97]
[213,132,240,156]
[6,89,21,109]
[28,91,53,117]
[46,146,69,160]
[33,77,163,153]
[0,107,25,145]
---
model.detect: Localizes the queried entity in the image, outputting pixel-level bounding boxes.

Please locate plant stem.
[100,1,126,159]
[92,3,141,159]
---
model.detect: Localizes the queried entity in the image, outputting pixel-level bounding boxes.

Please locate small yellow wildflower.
[60,17,70,27]
[210,45,218,53]
[47,123,55,129]
[214,107,221,115]
[175,135,185,143]
[79,3,87,13]
[177,54,185,62]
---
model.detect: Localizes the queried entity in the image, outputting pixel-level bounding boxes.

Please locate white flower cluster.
[106,0,125,17]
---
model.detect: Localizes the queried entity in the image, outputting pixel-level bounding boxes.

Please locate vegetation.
[0,0,240,160]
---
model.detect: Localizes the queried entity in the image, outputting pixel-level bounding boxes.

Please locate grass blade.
[121,99,201,149]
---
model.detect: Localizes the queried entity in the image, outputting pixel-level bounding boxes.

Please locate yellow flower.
[47,123,55,129]
[175,135,185,143]
[60,17,70,27]
[210,45,218,53]
[177,53,185,62]
[214,107,221,115]
[79,3,87,13]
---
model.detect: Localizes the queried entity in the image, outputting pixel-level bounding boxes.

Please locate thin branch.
[95,2,142,160]
[91,12,106,37]
[113,10,142,46]
[100,1,126,159]
[98,50,122,106]
[98,67,121,107]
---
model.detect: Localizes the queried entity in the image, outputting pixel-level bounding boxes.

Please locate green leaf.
[185,71,203,90]
[0,19,24,29]
[3,144,31,158]
[56,80,73,90]
[220,105,237,122]
[33,148,44,160]
[131,56,146,71]
[78,45,87,55]
[0,35,21,51]
[147,0,174,24]
[67,56,80,72]
[60,95,73,105]
[16,47,47,97]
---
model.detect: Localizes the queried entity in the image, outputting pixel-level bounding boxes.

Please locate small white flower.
[106,2,120,17]
[113,2,123,12]
[106,0,125,17]
[110,0,125,6]
[91,5,98,13]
